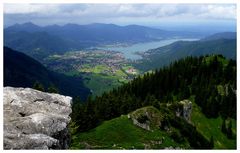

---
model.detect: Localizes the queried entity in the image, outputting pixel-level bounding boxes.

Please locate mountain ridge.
[135,37,236,71]
[201,32,236,41]
[4,22,202,60]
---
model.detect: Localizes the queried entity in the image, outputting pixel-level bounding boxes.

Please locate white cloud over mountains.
[4,3,236,26]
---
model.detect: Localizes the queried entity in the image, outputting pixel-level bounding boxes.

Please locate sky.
[3,3,237,31]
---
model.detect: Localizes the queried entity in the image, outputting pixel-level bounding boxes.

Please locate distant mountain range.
[135,32,236,71]
[4,47,90,100]
[4,22,202,60]
[201,32,236,41]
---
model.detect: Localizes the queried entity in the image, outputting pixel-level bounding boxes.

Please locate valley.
[42,37,200,96]
[41,33,235,97]
[43,50,140,96]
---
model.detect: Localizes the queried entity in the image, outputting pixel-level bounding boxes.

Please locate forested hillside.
[71,55,236,149]
[135,38,236,71]
[201,32,236,41]
[4,47,90,100]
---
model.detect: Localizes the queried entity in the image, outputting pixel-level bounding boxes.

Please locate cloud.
[4,3,236,26]
[4,4,61,14]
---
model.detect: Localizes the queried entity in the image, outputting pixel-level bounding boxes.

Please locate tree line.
[72,55,236,132]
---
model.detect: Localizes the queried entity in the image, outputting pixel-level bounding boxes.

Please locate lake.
[97,38,199,60]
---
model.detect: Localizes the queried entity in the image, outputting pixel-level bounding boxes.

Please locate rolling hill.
[201,32,236,41]
[135,35,236,71]
[4,47,90,100]
[4,22,201,60]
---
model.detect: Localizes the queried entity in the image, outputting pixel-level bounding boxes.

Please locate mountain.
[4,31,85,60]
[135,38,236,71]
[201,32,236,41]
[4,47,90,100]
[5,22,42,33]
[4,22,201,60]
[71,55,236,149]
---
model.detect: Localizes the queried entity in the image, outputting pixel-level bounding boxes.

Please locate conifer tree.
[209,136,214,148]
[227,120,233,139]
[47,84,59,93]
[221,119,227,134]
[33,81,45,92]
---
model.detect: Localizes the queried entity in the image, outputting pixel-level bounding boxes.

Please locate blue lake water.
[97,38,199,60]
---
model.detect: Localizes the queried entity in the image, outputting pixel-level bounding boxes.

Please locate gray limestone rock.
[3,87,72,150]
[175,100,192,122]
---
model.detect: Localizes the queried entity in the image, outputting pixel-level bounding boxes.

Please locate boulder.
[3,87,72,149]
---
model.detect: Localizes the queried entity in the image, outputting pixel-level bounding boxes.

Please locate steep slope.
[4,31,84,60]
[71,100,236,149]
[4,47,90,100]
[135,38,236,71]
[71,106,193,149]
[71,55,236,149]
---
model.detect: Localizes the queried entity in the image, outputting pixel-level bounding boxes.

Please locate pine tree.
[209,136,214,148]
[221,119,227,134]
[33,81,45,92]
[47,84,59,93]
[227,120,233,139]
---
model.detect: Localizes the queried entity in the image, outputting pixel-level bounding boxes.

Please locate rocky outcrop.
[175,100,192,122]
[3,87,72,149]
[129,106,162,131]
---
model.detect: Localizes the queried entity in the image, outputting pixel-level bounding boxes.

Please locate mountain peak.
[22,22,38,26]
[5,22,41,32]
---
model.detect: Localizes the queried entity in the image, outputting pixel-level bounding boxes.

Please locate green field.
[45,50,141,97]
[79,63,139,96]
[82,73,123,97]
[80,64,110,74]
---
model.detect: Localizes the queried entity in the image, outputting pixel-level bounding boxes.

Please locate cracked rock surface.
[3,87,72,150]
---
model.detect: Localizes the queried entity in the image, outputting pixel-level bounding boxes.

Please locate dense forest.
[71,55,236,148]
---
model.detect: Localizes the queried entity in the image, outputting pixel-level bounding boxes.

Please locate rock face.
[3,87,72,149]
[175,100,192,122]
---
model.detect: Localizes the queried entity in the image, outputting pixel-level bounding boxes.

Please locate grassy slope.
[70,115,189,149]
[70,97,236,149]
[82,73,122,97]
[190,97,236,149]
